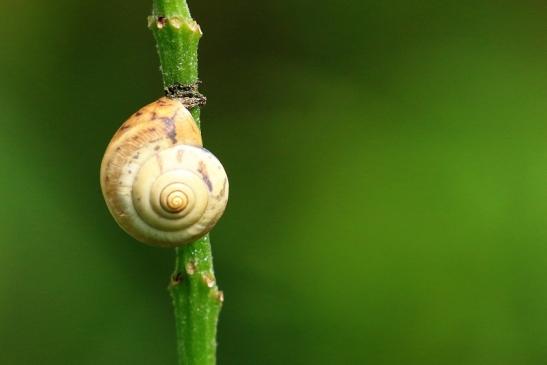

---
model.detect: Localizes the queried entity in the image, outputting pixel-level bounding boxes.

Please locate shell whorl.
[100,98,229,247]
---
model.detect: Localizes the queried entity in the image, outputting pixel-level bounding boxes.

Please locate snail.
[100,97,229,247]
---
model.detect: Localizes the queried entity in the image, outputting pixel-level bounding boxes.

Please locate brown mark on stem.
[185,261,197,275]
[202,273,216,288]
[210,289,224,303]
[169,271,184,288]
[157,16,167,29]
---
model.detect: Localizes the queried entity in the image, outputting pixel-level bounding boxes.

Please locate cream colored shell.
[100,97,229,247]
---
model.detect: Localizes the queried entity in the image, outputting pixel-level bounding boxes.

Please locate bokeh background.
[2,0,547,364]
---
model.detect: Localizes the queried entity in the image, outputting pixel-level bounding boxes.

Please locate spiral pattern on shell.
[100,98,229,247]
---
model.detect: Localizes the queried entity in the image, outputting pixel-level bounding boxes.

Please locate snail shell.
[100,97,229,247]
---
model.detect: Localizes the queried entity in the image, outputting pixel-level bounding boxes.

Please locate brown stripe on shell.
[162,117,178,144]
[217,178,227,200]
[156,153,164,174]
[156,98,170,107]
[197,160,213,192]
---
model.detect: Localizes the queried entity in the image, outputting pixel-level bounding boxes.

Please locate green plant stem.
[149,2,222,365]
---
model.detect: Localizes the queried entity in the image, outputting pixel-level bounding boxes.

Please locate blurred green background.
[2,0,547,364]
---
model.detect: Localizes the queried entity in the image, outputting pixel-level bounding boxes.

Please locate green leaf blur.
[1,1,546,364]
